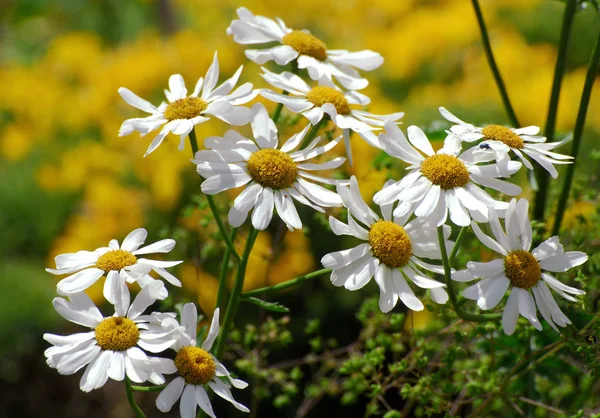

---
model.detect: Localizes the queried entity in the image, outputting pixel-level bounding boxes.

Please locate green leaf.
[243,296,289,312]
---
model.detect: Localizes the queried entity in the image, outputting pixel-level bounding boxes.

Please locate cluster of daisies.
[44,6,588,417]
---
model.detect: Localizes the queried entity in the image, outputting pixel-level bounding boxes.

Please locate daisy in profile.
[46,228,182,304]
[44,282,177,392]
[118,52,258,156]
[260,68,403,163]
[194,103,345,231]
[155,304,249,418]
[227,7,382,90]
[374,122,522,227]
[321,177,451,312]
[452,199,587,334]
[439,107,572,179]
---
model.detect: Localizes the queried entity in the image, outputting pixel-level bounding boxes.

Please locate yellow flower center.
[481,125,524,149]
[368,221,412,268]
[247,148,298,189]
[175,346,217,385]
[96,249,137,272]
[95,317,140,351]
[420,154,470,190]
[164,97,208,121]
[306,86,351,115]
[282,30,327,61]
[504,250,541,289]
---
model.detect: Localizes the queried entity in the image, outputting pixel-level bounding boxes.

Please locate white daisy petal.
[157,377,186,412]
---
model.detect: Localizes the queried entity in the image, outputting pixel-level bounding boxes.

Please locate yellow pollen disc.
[420,154,470,190]
[306,86,351,115]
[164,97,208,121]
[247,148,298,189]
[481,125,524,149]
[368,221,412,268]
[175,346,217,385]
[504,250,541,289]
[95,317,140,351]
[96,249,137,272]
[282,30,327,61]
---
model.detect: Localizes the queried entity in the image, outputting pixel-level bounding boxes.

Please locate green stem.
[242,268,331,297]
[449,226,469,264]
[534,0,578,221]
[552,27,600,236]
[216,228,238,310]
[214,227,259,357]
[471,0,520,127]
[437,227,501,322]
[125,377,147,418]
[189,128,241,262]
[300,117,328,149]
[131,384,167,392]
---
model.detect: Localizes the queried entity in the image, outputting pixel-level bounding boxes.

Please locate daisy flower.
[452,199,587,334]
[46,228,182,304]
[118,52,258,156]
[374,122,523,227]
[439,107,572,179]
[194,103,345,231]
[227,7,382,90]
[43,282,177,392]
[321,176,452,312]
[155,304,249,418]
[260,67,403,164]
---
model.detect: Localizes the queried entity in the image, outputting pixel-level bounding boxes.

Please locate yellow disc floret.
[164,97,208,121]
[282,30,327,61]
[504,250,541,289]
[368,221,412,268]
[481,125,524,149]
[96,249,137,272]
[306,86,351,115]
[175,346,217,385]
[247,149,298,189]
[95,317,140,351]
[420,154,470,190]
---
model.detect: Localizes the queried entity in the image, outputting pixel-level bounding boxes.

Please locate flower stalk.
[242,268,331,297]
[125,377,147,418]
[534,0,577,221]
[552,26,600,235]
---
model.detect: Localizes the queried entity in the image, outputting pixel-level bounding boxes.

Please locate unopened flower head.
[440,107,573,179]
[118,52,258,156]
[260,68,404,164]
[194,103,346,231]
[155,304,249,418]
[321,176,452,313]
[452,199,587,335]
[43,282,177,392]
[46,228,182,303]
[227,7,383,90]
[374,122,523,227]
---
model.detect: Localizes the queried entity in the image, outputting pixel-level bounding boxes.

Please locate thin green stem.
[242,268,331,297]
[189,128,241,262]
[552,27,600,236]
[449,226,469,264]
[300,117,328,149]
[214,227,259,357]
[125,377,147,418]
[437,227,501,322]
[216,228,238,310]
[131,384,167,392]
[206,195,241,262]
[534,0,578,221]
[471,0,520,127]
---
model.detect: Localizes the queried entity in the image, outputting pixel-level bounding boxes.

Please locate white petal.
[181,303,198,342]
[407,125,434,156]
[202,308,220,351]
[156,377,186,412]
[180,384,197,418]
[118,87,157,113]
[252,187,275,230]
[208,379,250,412]
[502,290,519,335]
[121,228,148,252]
[196,386,217,418]
[392,270,424,311]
